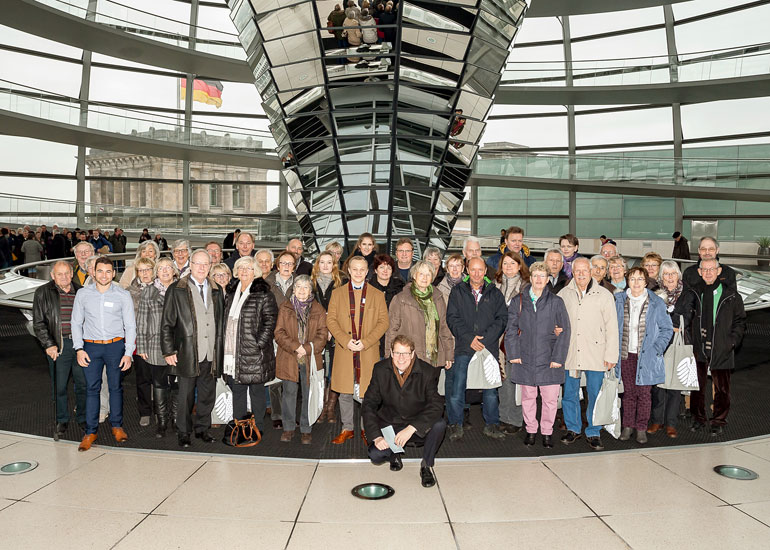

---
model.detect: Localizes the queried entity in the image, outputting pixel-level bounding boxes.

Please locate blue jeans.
[445,355,499,426]
[82,340,125,434]
[563,370,604,438]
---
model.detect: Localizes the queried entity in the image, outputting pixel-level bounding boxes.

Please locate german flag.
[180,78,223,108]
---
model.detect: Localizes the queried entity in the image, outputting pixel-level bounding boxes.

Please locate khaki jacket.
[558,279,619,376]
[274,300,327,383]
[327,283,389,396]
[384,283,453,367]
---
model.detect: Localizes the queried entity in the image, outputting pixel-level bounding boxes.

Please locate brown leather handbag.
[223,416,262,447]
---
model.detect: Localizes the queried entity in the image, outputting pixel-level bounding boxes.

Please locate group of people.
[327,1,398,63]
[0,223,171,273]
[31,225,746,487]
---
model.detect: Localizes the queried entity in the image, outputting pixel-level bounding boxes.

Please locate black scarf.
[700,281,721,358]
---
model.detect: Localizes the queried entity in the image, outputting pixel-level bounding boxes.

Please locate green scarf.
[411,283,440,365]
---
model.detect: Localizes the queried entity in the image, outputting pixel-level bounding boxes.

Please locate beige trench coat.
[327,283,389,396]
[558,279,619,377]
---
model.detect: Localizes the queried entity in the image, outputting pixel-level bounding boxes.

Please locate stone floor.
[1,429,769,549]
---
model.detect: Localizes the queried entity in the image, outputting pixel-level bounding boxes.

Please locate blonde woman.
[608,255,628,292]
[120,240,160,289]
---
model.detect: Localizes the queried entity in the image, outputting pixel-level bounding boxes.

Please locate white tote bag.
[466,348,502,390]
[307,344,325,425]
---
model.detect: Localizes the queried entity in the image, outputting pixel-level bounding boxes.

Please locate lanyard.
[348,281,367,383]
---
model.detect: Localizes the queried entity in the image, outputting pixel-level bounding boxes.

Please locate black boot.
[169,389,179,432]
[153,387,169,439]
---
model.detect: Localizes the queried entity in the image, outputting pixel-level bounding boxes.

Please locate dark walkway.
[1,306,768,460]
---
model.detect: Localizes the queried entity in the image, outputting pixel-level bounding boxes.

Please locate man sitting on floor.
[363,334,447,487]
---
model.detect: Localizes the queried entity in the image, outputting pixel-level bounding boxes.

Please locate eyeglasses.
[279,261,294,267]
[392,351,413,358]
[213,273,228,279]
[699,247,717,253]
[137,268,153,274]
[700,267,719,273]
[239,267,255,272]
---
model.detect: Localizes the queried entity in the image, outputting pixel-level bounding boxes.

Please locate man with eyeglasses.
[71,257,135,451]
[262,250,298,430]
[393,237,415,283]
[171,240,191,277]
[161,249,225,448]
[678,258,746,436]
[363,334,446,488]
[682,236,737,291]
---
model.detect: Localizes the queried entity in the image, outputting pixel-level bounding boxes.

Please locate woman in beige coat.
[327,255,389,444]
[385,260,453,370]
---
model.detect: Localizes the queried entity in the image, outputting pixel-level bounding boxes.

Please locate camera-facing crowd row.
[31,226,745,487]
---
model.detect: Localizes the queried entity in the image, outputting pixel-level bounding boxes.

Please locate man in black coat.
[682,236,736,291]
[678,258,746,436]
[446,257,508,442]
[363,334,446,488]
[286,238,313,276]
[32,260,86,434]
[671,232,690,260]
[161,249,225,448]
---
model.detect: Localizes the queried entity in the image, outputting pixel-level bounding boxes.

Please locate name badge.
[104,302,114,308]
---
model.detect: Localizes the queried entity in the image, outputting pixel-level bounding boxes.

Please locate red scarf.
[348,281,368,384]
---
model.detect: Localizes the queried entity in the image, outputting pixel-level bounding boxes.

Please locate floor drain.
[713,465,758,480]
[0,460,39,475]
[351,483,395,500]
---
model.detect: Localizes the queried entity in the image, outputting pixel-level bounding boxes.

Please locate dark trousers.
[151,364,173,390]
[133,355,153,416]
[82,340,125,434]
[47,338,86,424]
[691,361,731,426]
[226,375,266,432]
[368,418,447,468]
[650,386,680,428]
[621,354,652,431]
[177,360,215,435]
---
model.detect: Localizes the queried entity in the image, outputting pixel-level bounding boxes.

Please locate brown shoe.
[78,433,97,452]
[331,429,354,444]
[280,430,294,443]
[647,423,663,434]
[301,433,312,445]
[666,426,678,438]
[112,427,128,442]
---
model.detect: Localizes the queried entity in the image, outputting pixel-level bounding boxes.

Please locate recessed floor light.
[713,465,758,480]
[351,482,395,500]
[0,461,39,475]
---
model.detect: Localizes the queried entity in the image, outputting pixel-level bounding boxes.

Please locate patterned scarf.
[660,280,683,310]
[291,294,314,367]
[498,274,522,305]
[410,283,439,365]
[316,273,333,294]
[621,292,648,360]
[445,273,463,289]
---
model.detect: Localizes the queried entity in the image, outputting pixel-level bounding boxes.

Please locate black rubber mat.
[1,305,768,459]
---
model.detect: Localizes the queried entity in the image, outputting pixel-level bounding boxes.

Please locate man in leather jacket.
[32,260,87,435]
[161,249,225,448]
[678,258,746,436]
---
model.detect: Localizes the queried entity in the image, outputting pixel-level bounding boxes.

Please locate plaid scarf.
[291,294,314,367]
[410,283,439,365]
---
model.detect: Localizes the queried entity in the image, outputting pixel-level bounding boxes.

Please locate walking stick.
[52,355,59,442]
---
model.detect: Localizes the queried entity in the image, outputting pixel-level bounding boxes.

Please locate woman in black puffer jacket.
[222,256,278,433]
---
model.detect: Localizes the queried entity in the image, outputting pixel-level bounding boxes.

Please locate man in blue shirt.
[72,257,136,451]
